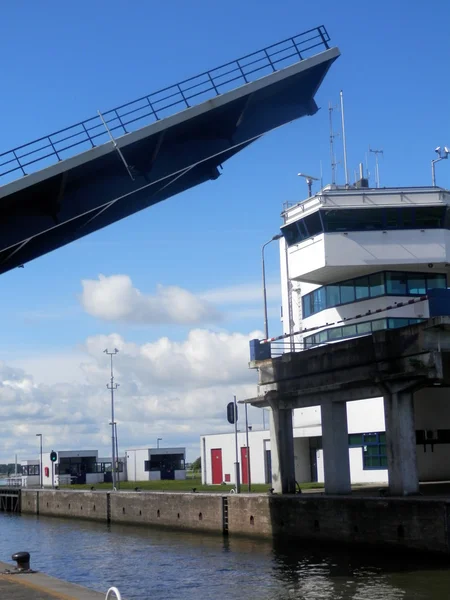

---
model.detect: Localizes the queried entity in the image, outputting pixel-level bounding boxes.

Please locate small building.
[42,450,127,487]
[126,447,186,481]
[20,459,40,488]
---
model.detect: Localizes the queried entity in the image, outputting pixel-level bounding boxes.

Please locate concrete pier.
[0,561,104,599]
[321,402,351,495]
[269,405,296,494]
[384,391,419,496]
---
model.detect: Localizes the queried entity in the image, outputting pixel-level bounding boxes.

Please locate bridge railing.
[0,25,330,185]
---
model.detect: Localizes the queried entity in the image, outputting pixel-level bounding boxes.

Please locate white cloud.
[80,275,221,325]
[80,274,280,325]
[0,329,263,462]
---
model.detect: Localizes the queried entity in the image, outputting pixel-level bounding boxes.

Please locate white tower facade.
[280,185,450,348]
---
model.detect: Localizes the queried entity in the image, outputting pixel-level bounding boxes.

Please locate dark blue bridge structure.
[0,26,339,274]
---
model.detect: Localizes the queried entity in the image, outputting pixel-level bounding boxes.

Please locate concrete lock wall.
[21,489,223,533]
[110,492,222,531]
[227,495,450,554]
[18,489,450,555]
[22,489,108,521]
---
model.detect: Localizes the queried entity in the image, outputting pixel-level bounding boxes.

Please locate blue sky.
[0,0,449,460]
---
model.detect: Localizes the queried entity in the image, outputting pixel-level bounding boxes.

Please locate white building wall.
[347,398,385,433]
[316,447,388,485]
[293,406,321,428]
[201,430,270,485]
[279,236,290,336]
[293,399,385,434]
[126,449,150,481]
[288,230,449,284]
[293,437,311,482]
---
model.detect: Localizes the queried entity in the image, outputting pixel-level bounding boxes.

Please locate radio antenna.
[340,91,349,186]
[328,102,338,184]
[369,148,384,188]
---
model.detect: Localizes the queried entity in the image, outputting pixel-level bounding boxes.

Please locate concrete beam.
[246,319,450,410]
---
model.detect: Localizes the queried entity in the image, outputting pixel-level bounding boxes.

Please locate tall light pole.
[36,434,42,489]
[262,234,282,339]
[432,146,449,186]
[157,438,162,449]
[104,348,119,490]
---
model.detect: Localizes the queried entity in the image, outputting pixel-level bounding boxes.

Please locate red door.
[211,448,223,484]
[241,447,250,485]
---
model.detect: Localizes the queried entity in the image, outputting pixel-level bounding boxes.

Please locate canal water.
[0,513,450,599]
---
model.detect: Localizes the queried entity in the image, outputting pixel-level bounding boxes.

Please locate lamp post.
[157,438,162,449]
[262,234,282,339]
[432,146,449,186]
[36,434,42,489]
[104,348,119,490]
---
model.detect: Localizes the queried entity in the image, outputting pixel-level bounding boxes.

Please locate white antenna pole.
[329,102,336,184]
[369,148,384,188]
[340,90,349,186]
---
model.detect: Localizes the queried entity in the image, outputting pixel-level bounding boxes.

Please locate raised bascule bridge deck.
[0,26,338,274]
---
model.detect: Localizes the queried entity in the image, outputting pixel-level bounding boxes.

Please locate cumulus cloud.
[79,275,281,325]
[80,275,221,325]
[0,329,262,462]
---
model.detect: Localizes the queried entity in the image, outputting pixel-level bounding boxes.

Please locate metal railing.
[105,588,122,599]
[0,26,330,186]
[255,295,430,360]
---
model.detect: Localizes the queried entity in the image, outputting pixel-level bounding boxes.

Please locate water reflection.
[0,513,449,599]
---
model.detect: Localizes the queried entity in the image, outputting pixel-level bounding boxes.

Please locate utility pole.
[233,395,240,493]
[104,348,119,490]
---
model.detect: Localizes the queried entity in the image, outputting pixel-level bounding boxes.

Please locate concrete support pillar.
[269,405,296,494]
[321,402,351,495]
[384,391,419,496]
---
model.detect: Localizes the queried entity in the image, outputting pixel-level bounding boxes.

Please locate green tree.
[191,457,201,472]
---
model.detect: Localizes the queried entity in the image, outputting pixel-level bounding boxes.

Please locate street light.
[432,146,449,186]
[262,234,283,339]
[157,438,162,449]
[36,434,42,489]
[104,348,119,490]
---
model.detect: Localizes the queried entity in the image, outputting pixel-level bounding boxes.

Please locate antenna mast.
[328,102,338,184]
[340,91,349,186]
[369,148,384,188]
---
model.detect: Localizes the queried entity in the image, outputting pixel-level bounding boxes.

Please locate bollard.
[12,552,30,571]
